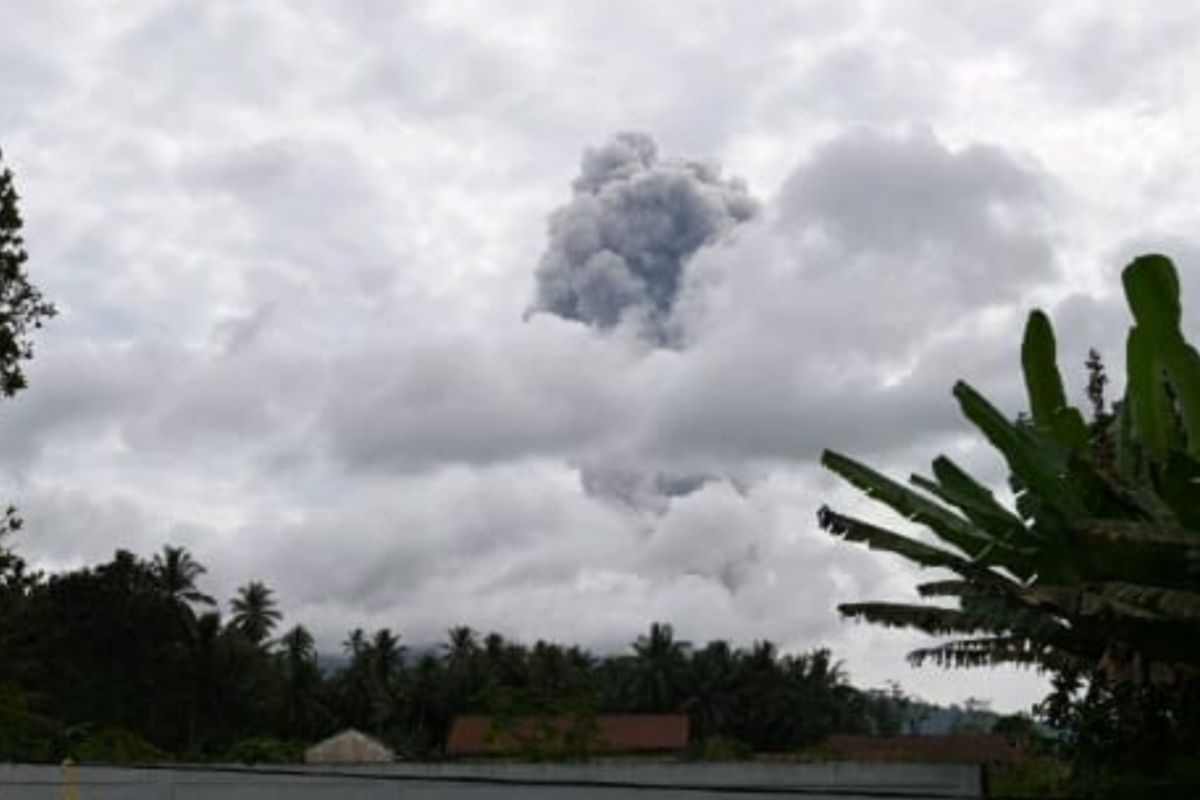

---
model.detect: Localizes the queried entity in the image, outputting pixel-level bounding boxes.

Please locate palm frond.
[1076,519,1200,547]
[817,507,1015,588]
[1094,582,1200,622]
[952,381,1081,518]
[821,450,991,558]
[915,579,975,598]
[908,636,1078,671]
[838,603,1001,637]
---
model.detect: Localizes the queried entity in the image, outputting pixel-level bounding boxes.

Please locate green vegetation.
[0,543,946,761]
[484,687,604,761]
[73,728,169,764]
[4,141,1194,793]
[820,254,1200,792]
[0,146,53,626]
[0,147,55,400]
[0,540,939,763]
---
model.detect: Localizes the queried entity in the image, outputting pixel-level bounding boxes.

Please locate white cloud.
[4,2,1200,712]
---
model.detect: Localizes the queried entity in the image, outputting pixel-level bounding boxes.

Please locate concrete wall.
[0,761,984,799]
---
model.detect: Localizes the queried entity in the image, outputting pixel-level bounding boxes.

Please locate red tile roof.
[447,714,690,756]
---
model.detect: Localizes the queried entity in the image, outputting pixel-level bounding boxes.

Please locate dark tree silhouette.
[152,546,215,608]
[0,148,55,399]
[631,622,690,711]
[229,581,282,645]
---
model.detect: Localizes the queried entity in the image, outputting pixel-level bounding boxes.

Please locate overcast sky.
[3,1,1200,713]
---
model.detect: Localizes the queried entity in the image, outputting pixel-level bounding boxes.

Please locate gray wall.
[0,761,984,799]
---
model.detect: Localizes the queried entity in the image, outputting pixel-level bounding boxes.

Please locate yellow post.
[59,758,81,800]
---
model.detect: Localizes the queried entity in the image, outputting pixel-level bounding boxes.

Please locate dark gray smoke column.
[531,133,757,346]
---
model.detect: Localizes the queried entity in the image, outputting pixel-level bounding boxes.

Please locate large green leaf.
[840,601,1073,645]
[916,579,976,598]
[819,253,1200,685]
[931,456,1028,531]
[821,450,991,558]
[838,603,995,636]
[916,581,1077,641]
[1161,338,1200,457]
[1123,254,1181,334]
[952,381,1081,518]
[1077,452,1181,526]
[909,460,1038,580]
[1023,311,1068,426]
[1022,310,1088,449]
[1114,399,1142,481]
[816,506,1013,587]
[1122,255,1200,457]
[1092,582,1200,622]
[1158,451,1200,527]
[908,637,1077,671]
[1075,518,1200,547]
[1126,326,1170,457]
[1019,584,1162,621]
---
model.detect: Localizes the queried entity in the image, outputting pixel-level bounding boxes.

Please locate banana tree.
[819,254,1200,685]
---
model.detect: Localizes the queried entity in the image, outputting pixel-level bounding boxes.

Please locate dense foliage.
[0,545,947,762]
[0,149,54,557]
[819,254,1200,788]
[0,148,55,400]
[0,141,996,768]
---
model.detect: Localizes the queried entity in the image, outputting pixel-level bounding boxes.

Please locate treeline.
[0,543,933,762]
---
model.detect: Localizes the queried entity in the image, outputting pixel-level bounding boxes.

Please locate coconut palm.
[631,622,690,711]
[152,546,215,607]
[443,625,479,666]
[371,628,404,685]
[280,624,315,663]
[279,624,321,736]
[686,639,740,738]
[442,625,481,705]
[337,628,373,731]
[364,628,404,737]
[228,581,282,646]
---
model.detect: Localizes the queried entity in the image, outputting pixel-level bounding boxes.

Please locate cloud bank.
[5,2,1200,713]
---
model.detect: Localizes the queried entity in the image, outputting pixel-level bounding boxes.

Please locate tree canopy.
[0,148,55,399]
[0,544,948,763]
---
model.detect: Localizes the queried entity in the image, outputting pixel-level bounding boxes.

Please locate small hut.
[304,729,394,764]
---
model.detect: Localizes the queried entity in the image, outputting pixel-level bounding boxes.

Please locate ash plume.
[531,133,757,346]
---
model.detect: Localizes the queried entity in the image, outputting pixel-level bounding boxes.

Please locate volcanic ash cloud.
[530,132,758,347]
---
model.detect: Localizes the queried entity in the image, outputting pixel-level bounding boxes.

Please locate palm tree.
[228,581,282,645]
[280,624,315,663]
[480,632,530,696]
[343,628,368,659]
[407,653,449,755]
[152,546,215,607]
[686,640,739,739]
[338,628,373,731]
[631,622,690,711]
[366,628,404,737]
[188,610,225,747]
[279,624,321,736]
[443,625,479,667]
[443,625,481,708]
[371,628,404,686]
